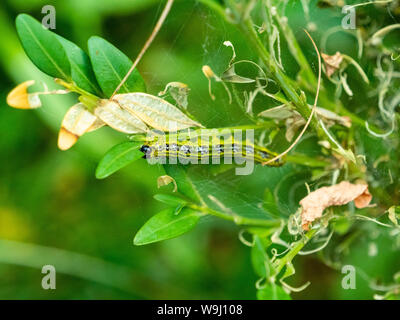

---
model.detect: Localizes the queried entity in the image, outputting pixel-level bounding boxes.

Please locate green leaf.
[96,141,143,179]
[257,284,291,300]
[153,194,188,206]
[88,36,146,97]
[163,165,202,203]
[251,236,272,278]
[134,208,202,245]
[16,14,71,79]
[56,35,103,96]
[262,188,280,217]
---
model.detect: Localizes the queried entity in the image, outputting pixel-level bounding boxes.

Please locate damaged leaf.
[258,104,295,120]
[221,66,255,83]
[58,103,98,150]
[388,206,400,226]
[300,181,372,230]
[322,51,343,77]
[95,99,148,134]
[157,175,178,192]
[114,93,203,131]
[6,80,42,109]
[158,82,190,109]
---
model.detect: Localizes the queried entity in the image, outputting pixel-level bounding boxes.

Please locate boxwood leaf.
[88,36,146,97]
[114,93,203,131]
[251,236,272,278]
[153,194,188,206]
[134,207,202,245]
[96,141,143,179]
[56,35,103,96]
[16,14,71,80]
[163,164,202,203]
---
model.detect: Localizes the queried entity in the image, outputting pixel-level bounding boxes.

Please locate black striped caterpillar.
[139,133,284,167]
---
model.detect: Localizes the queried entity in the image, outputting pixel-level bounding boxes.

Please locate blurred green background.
[0,0,399,299]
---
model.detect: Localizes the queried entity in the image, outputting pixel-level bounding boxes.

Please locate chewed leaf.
[321,52,343,77]
[114,93,203,131]
[133,207,203,245]
[157,175,178,192]
[94,99,148,134]
[96,141,143,179]
[6,80,42,109]
[58,103,98,150]
[258,105,295,120]
[221,65,255,83]
[87,117,106,132]
[300,181,372,230]
[158,82,189,109]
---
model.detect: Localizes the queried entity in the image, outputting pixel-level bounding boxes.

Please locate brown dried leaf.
[300,181,372,230]
[321,51,343,77]
[6,80,42,109]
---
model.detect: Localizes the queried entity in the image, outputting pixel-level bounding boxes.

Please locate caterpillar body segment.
[139,135,284,167]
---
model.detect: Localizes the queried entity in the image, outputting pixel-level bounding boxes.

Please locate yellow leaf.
[6,80,41,109]
[58,103,98,150]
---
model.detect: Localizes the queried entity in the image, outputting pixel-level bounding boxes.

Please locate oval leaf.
[96,141,143,179]
[115,93,203,131]
[58,103,98,151]
[56,35,103,96]
[16,14,71,79]
[163,165,202,203]
[88,36,146,97]
[94,99,148,134]
[153,194,188,206]
[134,207,202,245]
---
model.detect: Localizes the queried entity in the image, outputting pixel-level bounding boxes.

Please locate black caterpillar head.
[140,145,152,159]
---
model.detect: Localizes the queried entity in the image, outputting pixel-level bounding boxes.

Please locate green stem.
[274,228,317,275]
[190,204,282,228]
[286,154,329,167]
[55,78,100,111]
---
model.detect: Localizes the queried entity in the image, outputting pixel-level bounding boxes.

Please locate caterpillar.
[139,135,284,166]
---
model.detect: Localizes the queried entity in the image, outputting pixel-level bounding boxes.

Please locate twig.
[111,0,174,98]
[262,29,322,166]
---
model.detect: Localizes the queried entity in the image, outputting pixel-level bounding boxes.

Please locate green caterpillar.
[139,135,284,166]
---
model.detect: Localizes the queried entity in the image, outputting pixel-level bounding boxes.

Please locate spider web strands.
[111,0,175,98]
[262,29,322,166]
